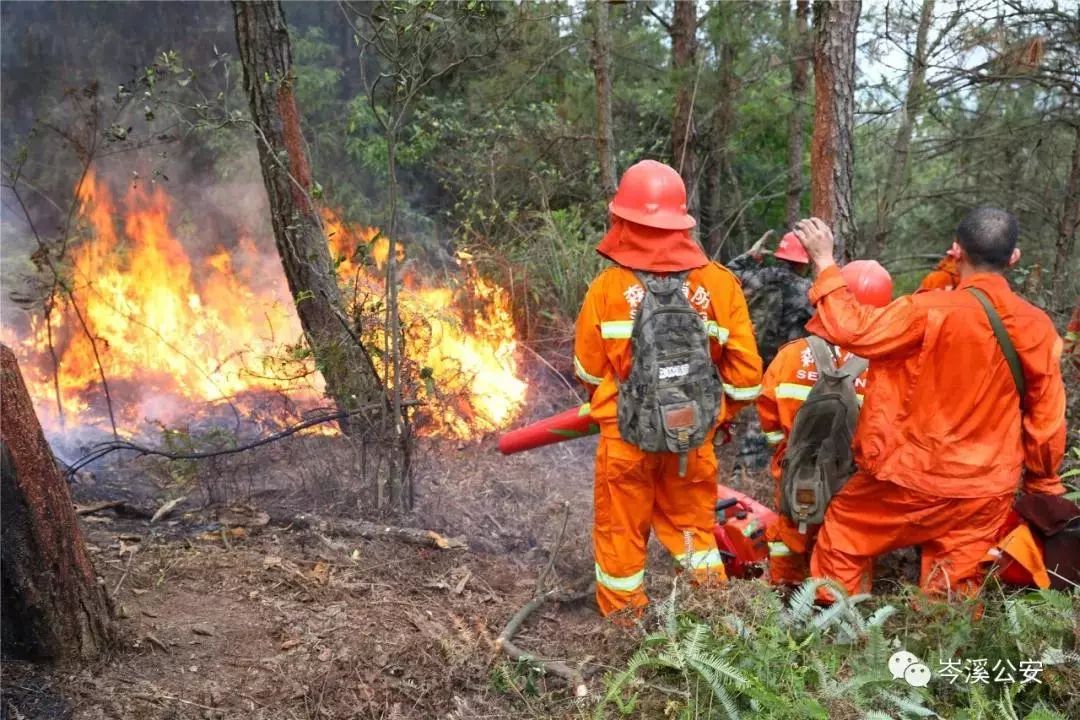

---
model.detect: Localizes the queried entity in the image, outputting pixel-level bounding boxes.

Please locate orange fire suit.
[575,263,762,615]
[918,256,960,291]
[805,266,1066,597]
[757,338,868,586]
[1066,301,1079,378]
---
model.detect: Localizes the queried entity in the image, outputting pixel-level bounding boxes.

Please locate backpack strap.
[805,336,837,373]
[966,287,1026,407]
[839,354,869,378]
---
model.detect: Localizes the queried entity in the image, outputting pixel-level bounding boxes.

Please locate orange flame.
[8,171,527,439]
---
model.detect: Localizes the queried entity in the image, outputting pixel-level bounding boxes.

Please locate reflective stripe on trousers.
[595,563,644,593]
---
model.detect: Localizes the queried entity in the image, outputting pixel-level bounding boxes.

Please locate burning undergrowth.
[3,169,528,453]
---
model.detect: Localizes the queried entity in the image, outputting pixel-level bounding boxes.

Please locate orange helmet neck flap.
[599,160,705,272]
[596,217,708,273]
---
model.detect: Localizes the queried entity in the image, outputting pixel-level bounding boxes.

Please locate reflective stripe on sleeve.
[574,356,603,385]
[704,321,730,344]
[1066,330,1079,341]
[600,320,633,339]
[595,563,644,593]
[764,430,785,445]
[768,542,792,558]
[724,383,762,401]
[676,548,726,571]
[775,382,811,401]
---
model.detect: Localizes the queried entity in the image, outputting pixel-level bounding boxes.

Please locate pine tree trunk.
[868,0,934,258]
[1,344,114,663]
[704,14,739,259]
[671,0,699,217]
[811,0,860,262]
[1052,123,1080,308]
[232,1,384,431]
[785,0,810,228]
[590,0,618,197]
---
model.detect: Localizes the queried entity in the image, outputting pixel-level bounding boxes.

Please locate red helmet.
[608,160,696,230]
[842,260,893,307]
[774,231,810,264]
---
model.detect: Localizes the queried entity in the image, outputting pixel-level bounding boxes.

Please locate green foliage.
[157,424,237,487]
[594,581,1079,719]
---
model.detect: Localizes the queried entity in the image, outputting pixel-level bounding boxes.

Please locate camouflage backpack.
[745,266,811,367]
[780,336,868,533]
[617,271,722,476]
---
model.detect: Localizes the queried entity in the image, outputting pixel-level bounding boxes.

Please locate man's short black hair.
[955,207,1018,269]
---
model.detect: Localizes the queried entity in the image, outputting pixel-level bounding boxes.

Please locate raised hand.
[793,217,836,274]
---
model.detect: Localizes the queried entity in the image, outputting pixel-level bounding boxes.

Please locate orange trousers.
[593,435,727,616]
[810,472,1014,596]
[766,516,819,587]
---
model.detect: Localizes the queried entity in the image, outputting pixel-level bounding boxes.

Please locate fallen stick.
[75,500,124,515]
[288,514,467,550]
[74,500,153,519]
[496,586,594,697]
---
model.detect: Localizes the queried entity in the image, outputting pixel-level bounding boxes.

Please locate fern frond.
[810,597,849,633]
[693,650,748,688]
[783,578,822,627]
[680,622,709,661]
[867,605,898,627]
[878,690,939,718]
[687,658,743,720]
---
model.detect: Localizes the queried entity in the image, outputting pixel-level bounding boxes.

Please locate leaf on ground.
[310,561,330,585]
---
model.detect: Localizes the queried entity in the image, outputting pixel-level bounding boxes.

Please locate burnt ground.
[2,414,760,720]
[1,400,918,720]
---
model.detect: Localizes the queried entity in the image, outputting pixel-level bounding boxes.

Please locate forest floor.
[2,397,774,720]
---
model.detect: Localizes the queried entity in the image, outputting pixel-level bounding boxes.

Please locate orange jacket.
[574,263,762,437]
[806,266,1066,498]
[919,256,960,291]
[757,337,869,484]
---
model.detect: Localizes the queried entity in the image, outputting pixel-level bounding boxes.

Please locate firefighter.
[918,246,961,291]
[574,160,763,617]
[757,260,894,587]
[792,209,1066,597]
[727,232,814,472]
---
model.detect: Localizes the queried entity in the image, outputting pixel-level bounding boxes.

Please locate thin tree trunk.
[232,1,384,432]
[671,0,699,217]
[590,0,617,197]
[1,344,114,663]
[705,15,739,258]
[1053,123,1080,307]
[785,0,810,228]
[868,0,935,258]
[811,0,860,262]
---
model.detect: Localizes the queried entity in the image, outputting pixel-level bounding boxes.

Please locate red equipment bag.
[713,484,777,579]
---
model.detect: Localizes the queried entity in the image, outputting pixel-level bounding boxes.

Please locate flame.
[7,171,527,439]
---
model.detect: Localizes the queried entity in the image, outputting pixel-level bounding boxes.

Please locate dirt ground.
[4,408,769,720]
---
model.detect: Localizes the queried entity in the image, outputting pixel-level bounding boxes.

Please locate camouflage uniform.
[726,255,813,470]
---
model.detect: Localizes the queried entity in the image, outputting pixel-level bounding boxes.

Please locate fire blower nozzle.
[497,403,598,455]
